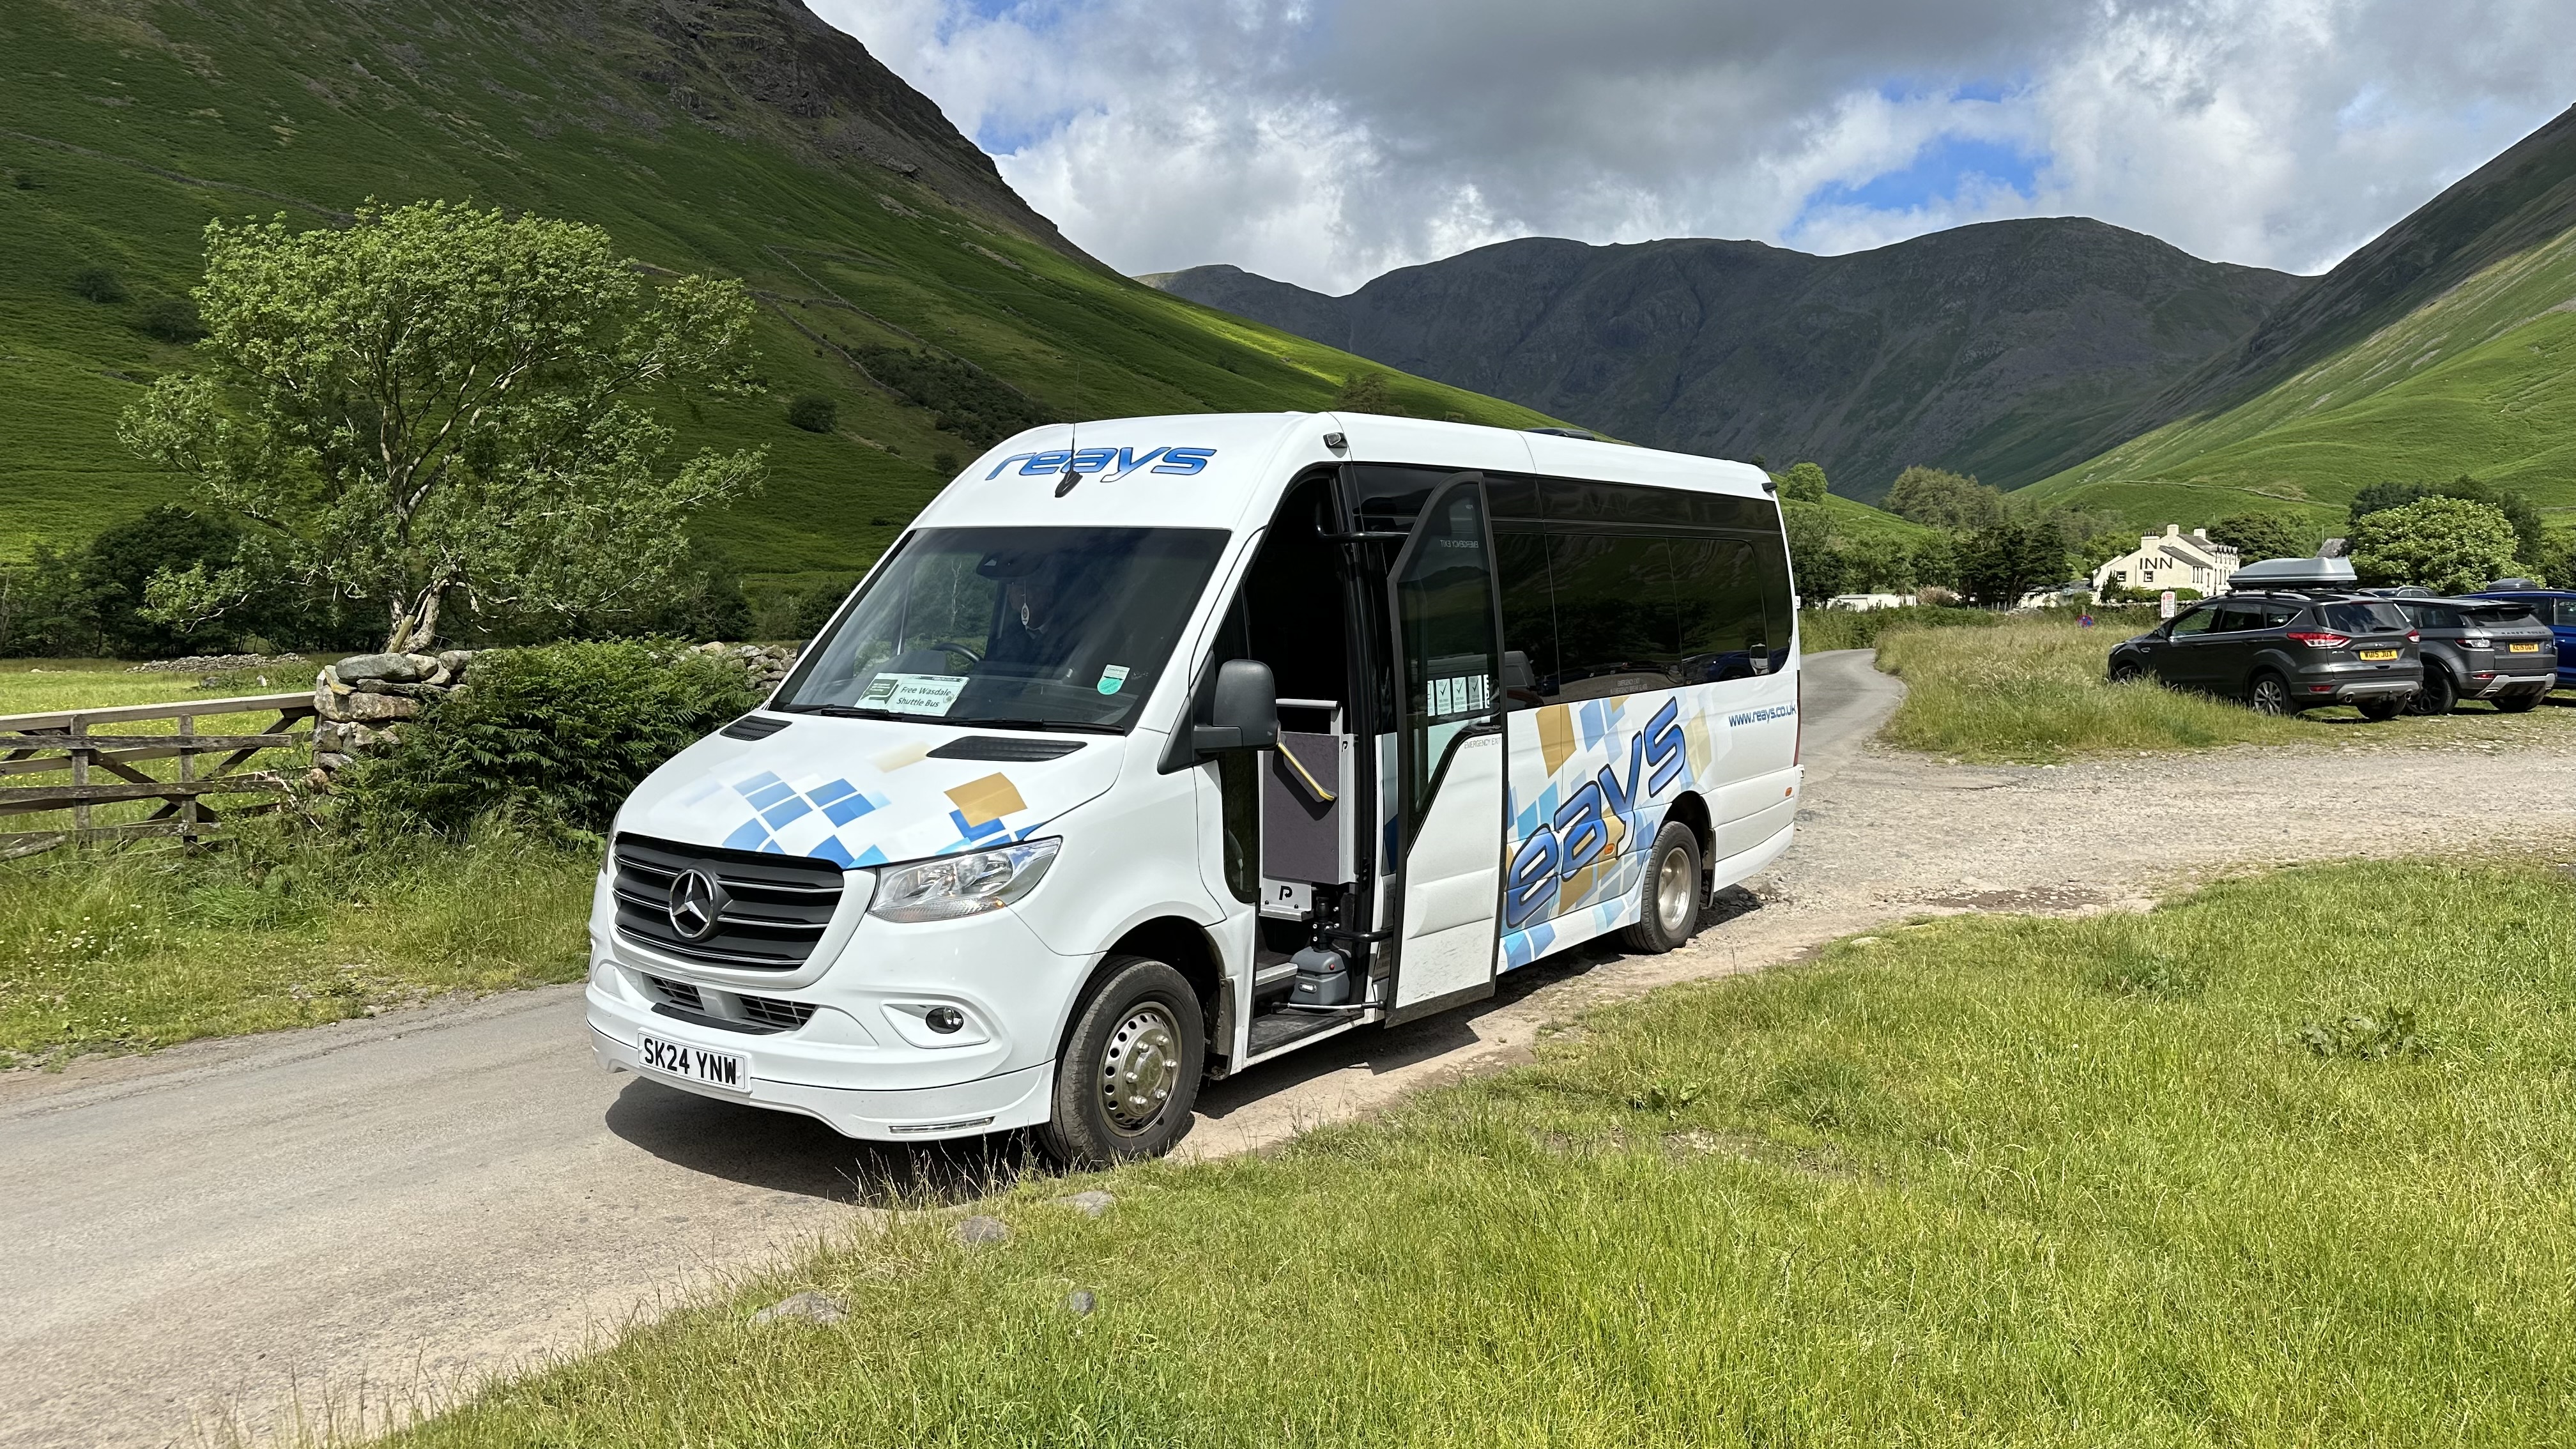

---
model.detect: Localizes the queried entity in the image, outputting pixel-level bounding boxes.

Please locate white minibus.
[586,413,1802,1164]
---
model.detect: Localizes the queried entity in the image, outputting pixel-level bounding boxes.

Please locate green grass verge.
[0,819,594,1066]
[1796,604,2002,653]
[389,858,2576,1445]
[1874,619,2576,762]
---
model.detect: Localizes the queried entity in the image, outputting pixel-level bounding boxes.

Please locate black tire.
[2408,665,2457,715]
[1619,820,1703,954]
[2494,691,2543,714]
[2109,661,2147,684]
[1036,956,1204,1168]
[2356,694,2405,721]
[2247,671,2293,716]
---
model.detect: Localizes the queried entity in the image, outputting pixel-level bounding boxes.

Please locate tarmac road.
[0,652,1899,1448]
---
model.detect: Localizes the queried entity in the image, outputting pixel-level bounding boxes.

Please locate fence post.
[178,713,198,844]
[70,716,91,841]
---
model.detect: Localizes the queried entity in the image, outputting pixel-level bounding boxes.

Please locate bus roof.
[921,412,1772,534]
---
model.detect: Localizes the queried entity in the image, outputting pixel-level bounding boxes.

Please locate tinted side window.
[2319,601,2408,634]
[2261,603,2301,627]
[1547,532,1680,700]
[1494,526,1558,711]
[2213,601,2266,631]
[1671,536,1768,681]
[2557,600,2576,628]
[2168,605,2221,637]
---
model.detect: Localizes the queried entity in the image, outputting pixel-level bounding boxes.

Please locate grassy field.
[1874,618,2575,762]
[386,858,2576,1445]
[0,818,593,1067]
[2018,226,2576,535]
[0,0,1558,584]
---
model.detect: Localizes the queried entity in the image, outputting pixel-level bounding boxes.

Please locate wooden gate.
[0,693,317,860]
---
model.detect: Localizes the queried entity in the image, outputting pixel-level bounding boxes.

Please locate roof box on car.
[2229,555,2357,590]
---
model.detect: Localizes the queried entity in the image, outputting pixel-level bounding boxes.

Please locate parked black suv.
[2108,592,2422,717]
[2393,598,2559,713]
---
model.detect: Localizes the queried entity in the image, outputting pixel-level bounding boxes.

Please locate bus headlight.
[868,839,1061,923]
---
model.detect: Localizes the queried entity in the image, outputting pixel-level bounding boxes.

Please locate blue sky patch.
[1800,134,2045,222]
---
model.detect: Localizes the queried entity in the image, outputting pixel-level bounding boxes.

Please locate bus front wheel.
[1037,956,1206,1167]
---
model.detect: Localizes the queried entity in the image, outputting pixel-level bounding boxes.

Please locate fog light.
[925,1006,966,1034]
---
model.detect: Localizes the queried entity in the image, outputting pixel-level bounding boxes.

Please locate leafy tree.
[1838,533,1917,593]
[2207,512,2313,564]
[1955,519,2070,608]
[2536,530,2576,589]
[2352,477,2543,568]
[1333,371,1402,416]
[1774,461,1828,503]
[119,201,765,654]
[2349,496,2520,594]
[1884,465,2006,532]
[1908,532,1959,592]
[0,545,106,657]
[1780,502,1850,604]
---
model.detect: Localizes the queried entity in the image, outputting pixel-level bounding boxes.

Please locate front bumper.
[586,979,1055,1140]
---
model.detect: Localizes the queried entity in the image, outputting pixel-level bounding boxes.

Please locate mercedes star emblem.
[666,868,728,942]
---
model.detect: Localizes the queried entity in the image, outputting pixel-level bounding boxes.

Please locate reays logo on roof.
[984,446,1215,480]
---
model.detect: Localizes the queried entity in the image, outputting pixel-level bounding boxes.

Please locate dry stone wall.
[307,641,801,788]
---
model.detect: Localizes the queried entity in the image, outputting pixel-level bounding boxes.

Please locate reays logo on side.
[984,446,1215,481]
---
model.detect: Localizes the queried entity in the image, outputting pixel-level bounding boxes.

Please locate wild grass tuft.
[386,859,2576,1446]
[1874,619,2572,762]
[0,815,594,1066]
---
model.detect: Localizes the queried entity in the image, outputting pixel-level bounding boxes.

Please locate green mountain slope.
[2022,105,2576,532]
[0,0,1558,583]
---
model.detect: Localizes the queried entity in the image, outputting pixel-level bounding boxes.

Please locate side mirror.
[1194,659,1278,753]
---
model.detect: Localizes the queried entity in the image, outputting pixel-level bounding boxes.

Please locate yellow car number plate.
[2510,641,2543,653]
[2359,648,2400,661]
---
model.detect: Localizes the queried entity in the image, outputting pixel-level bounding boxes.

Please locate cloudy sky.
[822,0,2576,294]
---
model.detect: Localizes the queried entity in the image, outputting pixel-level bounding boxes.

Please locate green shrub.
[856,345,1050,446]
[785,392,837,433]
[70,266,126,303]
[341,641,762,837]
[135,296,206,344]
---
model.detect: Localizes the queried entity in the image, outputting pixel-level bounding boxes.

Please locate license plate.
[2359,648,2399,661]
[2510,642,2543,654]
[639,1032,746,1092]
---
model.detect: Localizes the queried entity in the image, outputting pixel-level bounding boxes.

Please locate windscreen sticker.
[1096,663,1131,696]
[860,673,969,716]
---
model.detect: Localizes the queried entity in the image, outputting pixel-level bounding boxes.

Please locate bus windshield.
[772,526,1229,733]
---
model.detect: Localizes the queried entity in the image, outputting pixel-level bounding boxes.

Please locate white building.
[2092,525,2240,597]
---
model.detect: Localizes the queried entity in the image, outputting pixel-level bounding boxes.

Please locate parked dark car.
[2393,598,2558,713]
[2108,592,2422,718]
[2467,587,2576,693]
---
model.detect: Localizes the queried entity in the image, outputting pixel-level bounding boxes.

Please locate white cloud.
[815,0,2576,291]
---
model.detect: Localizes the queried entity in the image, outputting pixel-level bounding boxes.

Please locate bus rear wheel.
[1037,956,1204,1167]
[1620,821,1703,954]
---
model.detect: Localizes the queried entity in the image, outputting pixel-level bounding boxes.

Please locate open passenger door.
[1383,475,1508,1025]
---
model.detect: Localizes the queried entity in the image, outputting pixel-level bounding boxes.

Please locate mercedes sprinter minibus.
[586,413,1802,1165]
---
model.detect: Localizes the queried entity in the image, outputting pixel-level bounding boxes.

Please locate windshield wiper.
[772,703,900,720]
[947,717,1124,736]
